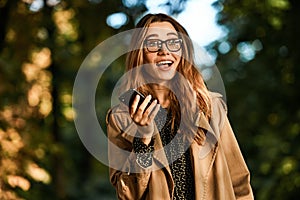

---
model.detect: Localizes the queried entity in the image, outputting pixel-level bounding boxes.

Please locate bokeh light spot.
[106,12,128,29]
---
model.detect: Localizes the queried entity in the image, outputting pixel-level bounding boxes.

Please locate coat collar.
[193,92,227,158]
[193,111,218,159]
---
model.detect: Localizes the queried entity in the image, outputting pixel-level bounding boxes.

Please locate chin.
[157,74,177,82]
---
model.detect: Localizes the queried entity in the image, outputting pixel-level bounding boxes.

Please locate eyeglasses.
[144,38,183,52]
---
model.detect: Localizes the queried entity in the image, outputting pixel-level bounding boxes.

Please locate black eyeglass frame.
[144,38,183,53]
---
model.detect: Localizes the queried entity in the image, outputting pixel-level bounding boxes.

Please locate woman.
[106,13,254,200]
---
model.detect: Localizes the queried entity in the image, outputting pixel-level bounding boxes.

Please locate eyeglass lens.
[145,39,182,52]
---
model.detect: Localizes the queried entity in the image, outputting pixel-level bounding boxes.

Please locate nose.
[158,43,169,54]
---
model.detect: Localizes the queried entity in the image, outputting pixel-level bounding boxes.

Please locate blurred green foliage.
[0,0,299,199]
[212,0,300,199]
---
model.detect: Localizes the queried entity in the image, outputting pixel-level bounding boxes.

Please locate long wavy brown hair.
[123,13,211,144]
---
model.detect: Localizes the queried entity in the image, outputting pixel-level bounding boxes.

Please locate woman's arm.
[220,116,254,199]
[106,109,152,200]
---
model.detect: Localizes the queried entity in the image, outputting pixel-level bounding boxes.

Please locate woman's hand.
[130,95,160,145]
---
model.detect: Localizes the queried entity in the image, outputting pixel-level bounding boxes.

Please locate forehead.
[145,22,178,38]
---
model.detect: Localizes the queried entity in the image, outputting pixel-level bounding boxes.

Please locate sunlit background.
[108,0,225,46]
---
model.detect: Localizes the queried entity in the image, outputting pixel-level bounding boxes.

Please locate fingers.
[130,95,159,126]
[130,94,151,117]
[130,94,140,117]
[140,100,158,125]
[138,95,153,112]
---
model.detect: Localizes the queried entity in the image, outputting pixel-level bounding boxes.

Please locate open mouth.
[156,60,173,67]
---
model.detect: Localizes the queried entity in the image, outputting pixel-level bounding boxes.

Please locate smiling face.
[143,22,182,83]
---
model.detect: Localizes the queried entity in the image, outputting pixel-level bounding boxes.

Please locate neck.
[150,84,170,108]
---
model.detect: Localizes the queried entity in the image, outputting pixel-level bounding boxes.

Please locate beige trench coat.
[106,92,254,200]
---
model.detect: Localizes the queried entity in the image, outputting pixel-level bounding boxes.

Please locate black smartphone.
[119,88,152,108]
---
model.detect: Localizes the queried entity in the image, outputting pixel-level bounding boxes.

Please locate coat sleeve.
[221,115,254,200]
[106,109,151,200]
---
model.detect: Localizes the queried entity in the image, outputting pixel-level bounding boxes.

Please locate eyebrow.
[146,32,178,39]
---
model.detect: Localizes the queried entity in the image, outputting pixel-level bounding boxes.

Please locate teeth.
[157,60,173,66]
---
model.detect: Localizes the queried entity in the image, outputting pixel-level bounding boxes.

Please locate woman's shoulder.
[106,103,137,136]
[208,91,228,133]
[209,91,228,114]
[109,103,130,114]
[106,103,131,123]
